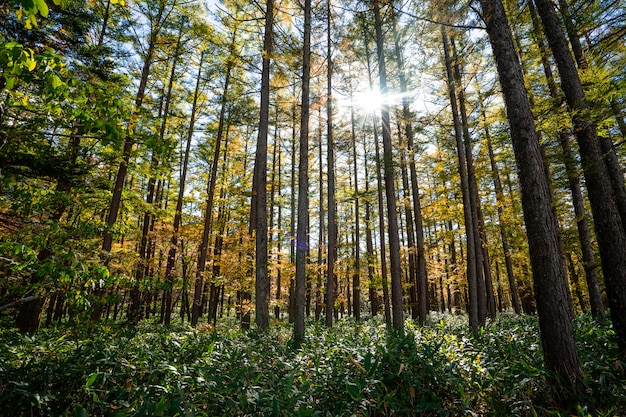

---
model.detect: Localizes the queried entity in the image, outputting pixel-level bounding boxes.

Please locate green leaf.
[33,0,49,17]
[85,372,97,387]
[5,77,16,89]
[50,74,63,89]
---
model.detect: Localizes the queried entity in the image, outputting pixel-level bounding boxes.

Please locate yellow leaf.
[27,59,36,71]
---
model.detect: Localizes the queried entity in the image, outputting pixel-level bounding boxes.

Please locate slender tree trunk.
[525,1,605,319]
[192,60,233,326]
[349,97,361,321]
[316,104,325,322]
[442,27,479,333]
[294,0,311,345]
[534,0,626,354]
[479,0,582,382]
[102,3,165,254]
[163,51,205,326]
[363,22,391,326]
[325,0,337,328]
[363,134,379,316]
[250,0,274,331]
[391,9,428,324]
[482,106,521,314]
[373,0,403,331]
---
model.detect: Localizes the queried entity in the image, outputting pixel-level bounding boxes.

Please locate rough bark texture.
[527,0,604,319]
[534,0,626,354]
[294,0,311,345]
[250,0,274,331]
[325,0,337,328]
[391,9,428,325]
[442,27,479,333]
[373,0,403,331]
[480,0,582,381]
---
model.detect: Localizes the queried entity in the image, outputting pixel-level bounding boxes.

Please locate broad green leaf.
[50,74,63,89]
[33,0,49,17]
[85,372,97,388]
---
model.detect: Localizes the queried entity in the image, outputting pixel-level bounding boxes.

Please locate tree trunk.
[294,0,311,345]
[373,0,403,331]
[527,0,604,319]
[391,8,428,325]
[163,50,205,326]
[325,0,337,328]
[479,0,582,383]
[192,59,233,326]
[442,27,479,333]
[482,107,521,314]
[534,0,626,355]
[250,0,274,331]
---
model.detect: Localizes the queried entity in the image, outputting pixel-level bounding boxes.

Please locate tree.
[372,0,403,331]
[294,0,311,346]
[533,0,626,355]
[478,0,582,383]
[325,0,337,328]
[250,0,274,331]
[441,26,479,333]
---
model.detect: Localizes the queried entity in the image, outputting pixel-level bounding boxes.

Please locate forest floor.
[0,312,625,416]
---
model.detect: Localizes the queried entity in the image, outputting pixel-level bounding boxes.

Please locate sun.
[352,89,386,113]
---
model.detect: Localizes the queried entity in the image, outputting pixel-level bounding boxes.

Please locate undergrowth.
[0,313,624,416]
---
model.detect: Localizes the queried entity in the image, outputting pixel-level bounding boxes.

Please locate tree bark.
[373,0,403,331]
[534,0,626,355]
[250,0,274,331]
[479,0,582,382]
[391,7,428,325]
[526,1,605,319]
[442,27,479,333]
[325,0,337,328]
[294,0,311,345]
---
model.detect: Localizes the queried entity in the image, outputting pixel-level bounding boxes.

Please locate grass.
[0,313,624,416]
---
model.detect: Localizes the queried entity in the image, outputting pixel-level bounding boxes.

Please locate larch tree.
[478,0,583,383]
[532,0,626,355]
[250,0,274,331]
[372,0,403,331]
[294,0,312,346]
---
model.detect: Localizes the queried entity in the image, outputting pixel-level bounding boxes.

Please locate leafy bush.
[0,313,624,416]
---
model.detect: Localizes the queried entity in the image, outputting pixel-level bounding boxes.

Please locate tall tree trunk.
[533,0,626,355]
[442,27,479,333]
[250,0,274,331]
[482,105,521,314]
[373,0,403,331]
[192,58,233,326]
[163,50,206,326]
[527,1,604,319]
[316,104,325,322]
[325,0,337,328]
[363,20,391,326]
[102,1,166,254]
[294,0,311,345]
[349,95,361,321]
[363,134,380,316]
[130,25,182,324]
[450,35,494,323]
[391,7,428,325]
[479,0,582,383]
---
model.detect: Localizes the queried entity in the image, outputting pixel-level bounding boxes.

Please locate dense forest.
[1,0,625,415]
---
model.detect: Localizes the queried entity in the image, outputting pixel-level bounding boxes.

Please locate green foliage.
[0,314,624,416]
